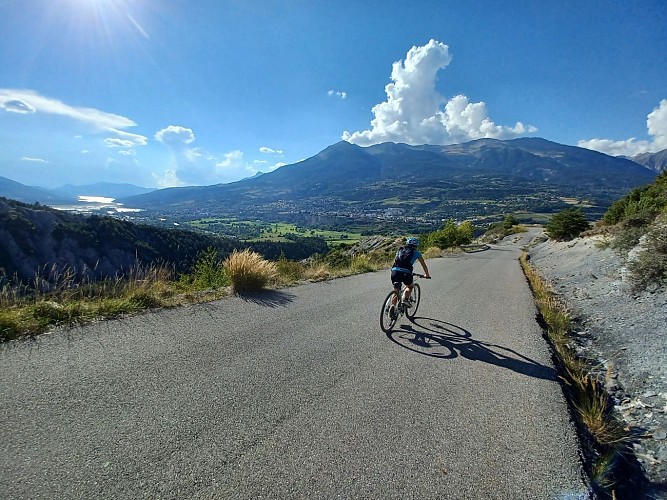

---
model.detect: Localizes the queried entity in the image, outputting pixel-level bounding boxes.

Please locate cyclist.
[389,237,430,316]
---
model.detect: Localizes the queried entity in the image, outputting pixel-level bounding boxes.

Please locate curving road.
[1,231,589,499]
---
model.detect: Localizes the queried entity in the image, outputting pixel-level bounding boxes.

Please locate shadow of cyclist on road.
[386,316,556,381]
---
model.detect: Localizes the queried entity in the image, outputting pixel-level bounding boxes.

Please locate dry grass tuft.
[421,246,443,259]
[302,263,332,282]
[224,249,277,292]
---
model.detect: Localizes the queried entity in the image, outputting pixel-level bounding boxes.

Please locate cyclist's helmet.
[406,237,419,247]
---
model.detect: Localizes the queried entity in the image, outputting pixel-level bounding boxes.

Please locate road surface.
[1,232,589,499]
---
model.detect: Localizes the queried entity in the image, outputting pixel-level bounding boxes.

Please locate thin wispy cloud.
[260,146,284,155]
[105,138,137,148]
[578,99,667,156]
[343,39,536,146]
[0,89,148,145]
[21,157,48,163]
[184,147,205,162]
[1,99,36,114]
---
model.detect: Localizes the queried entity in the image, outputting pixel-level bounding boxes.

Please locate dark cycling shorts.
[391,270,413,289]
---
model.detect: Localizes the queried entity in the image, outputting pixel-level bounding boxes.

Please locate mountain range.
[119,137,658,223]
[1,138,662,226]
[0,179,154,205]
[630,149,667,173]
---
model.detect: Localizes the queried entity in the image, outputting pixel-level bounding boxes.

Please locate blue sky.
[1,0,666,189]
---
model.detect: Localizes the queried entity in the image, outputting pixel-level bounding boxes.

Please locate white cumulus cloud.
[578,99,667,156]
[153,169,186,189]
[216,150,262,181]
[343,39,536,146]
[154,125,196,145]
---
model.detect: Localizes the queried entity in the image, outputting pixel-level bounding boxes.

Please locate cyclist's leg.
[402,274,415,302]
[390,271,402,306]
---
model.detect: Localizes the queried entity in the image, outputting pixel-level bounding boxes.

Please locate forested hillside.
[0,198,327,285]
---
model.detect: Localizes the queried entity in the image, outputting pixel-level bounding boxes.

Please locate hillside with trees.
[0,198,328,287]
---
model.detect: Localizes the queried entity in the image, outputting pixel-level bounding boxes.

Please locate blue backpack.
[393,246,415,271]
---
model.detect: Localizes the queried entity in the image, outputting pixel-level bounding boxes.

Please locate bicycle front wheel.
[380,291,398,333]
[406,283,421,319]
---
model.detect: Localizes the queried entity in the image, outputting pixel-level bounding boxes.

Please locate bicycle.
[380,273,429,333]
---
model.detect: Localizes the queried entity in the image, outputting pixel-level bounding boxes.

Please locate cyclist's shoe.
[403,299,412,308]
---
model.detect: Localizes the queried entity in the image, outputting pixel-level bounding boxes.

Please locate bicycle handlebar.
[412,273,431,279]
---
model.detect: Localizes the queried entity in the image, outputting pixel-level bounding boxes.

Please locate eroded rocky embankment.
[523,231,667,494]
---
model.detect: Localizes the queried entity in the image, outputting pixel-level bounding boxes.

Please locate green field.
[251,223,362,245]
[186,218,362,246]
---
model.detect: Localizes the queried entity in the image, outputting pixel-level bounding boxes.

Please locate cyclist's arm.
[418,256,431,278]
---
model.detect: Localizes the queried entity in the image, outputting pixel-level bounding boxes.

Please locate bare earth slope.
[526,231,667,493]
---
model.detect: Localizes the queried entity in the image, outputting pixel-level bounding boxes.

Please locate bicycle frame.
[380,273,427,332]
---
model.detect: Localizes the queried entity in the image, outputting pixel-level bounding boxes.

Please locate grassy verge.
[0,244,412,342]
[520,253,647,498]
[0,261,231,341]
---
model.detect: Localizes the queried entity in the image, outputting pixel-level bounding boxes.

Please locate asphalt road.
[1,232,589,499]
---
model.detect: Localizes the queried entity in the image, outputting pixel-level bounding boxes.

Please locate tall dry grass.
[0,261,178,341]
[224,249,277,292]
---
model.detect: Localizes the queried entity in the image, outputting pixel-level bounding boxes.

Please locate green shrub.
[503,214,518,229]
[545,208,591,241]
[611,226,644,253]
[351,254,374,273]
[626,223,667,292]
[322,247,352,269]
[423,219,474,249]
[276,253,305,282]
[187,247,229,290]
[0,310,22,341]
[224,249,277,292]
[603,171,667,226]
[127,290,167,309]
[32,300,70,322]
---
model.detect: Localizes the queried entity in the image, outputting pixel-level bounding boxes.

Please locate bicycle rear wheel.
[406,283,421,319]
[380,291,398,332]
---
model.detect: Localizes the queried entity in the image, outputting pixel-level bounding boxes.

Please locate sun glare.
[59,0,152,47]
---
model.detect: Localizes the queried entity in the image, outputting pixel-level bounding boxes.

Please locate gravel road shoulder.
[522,230,667,494]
